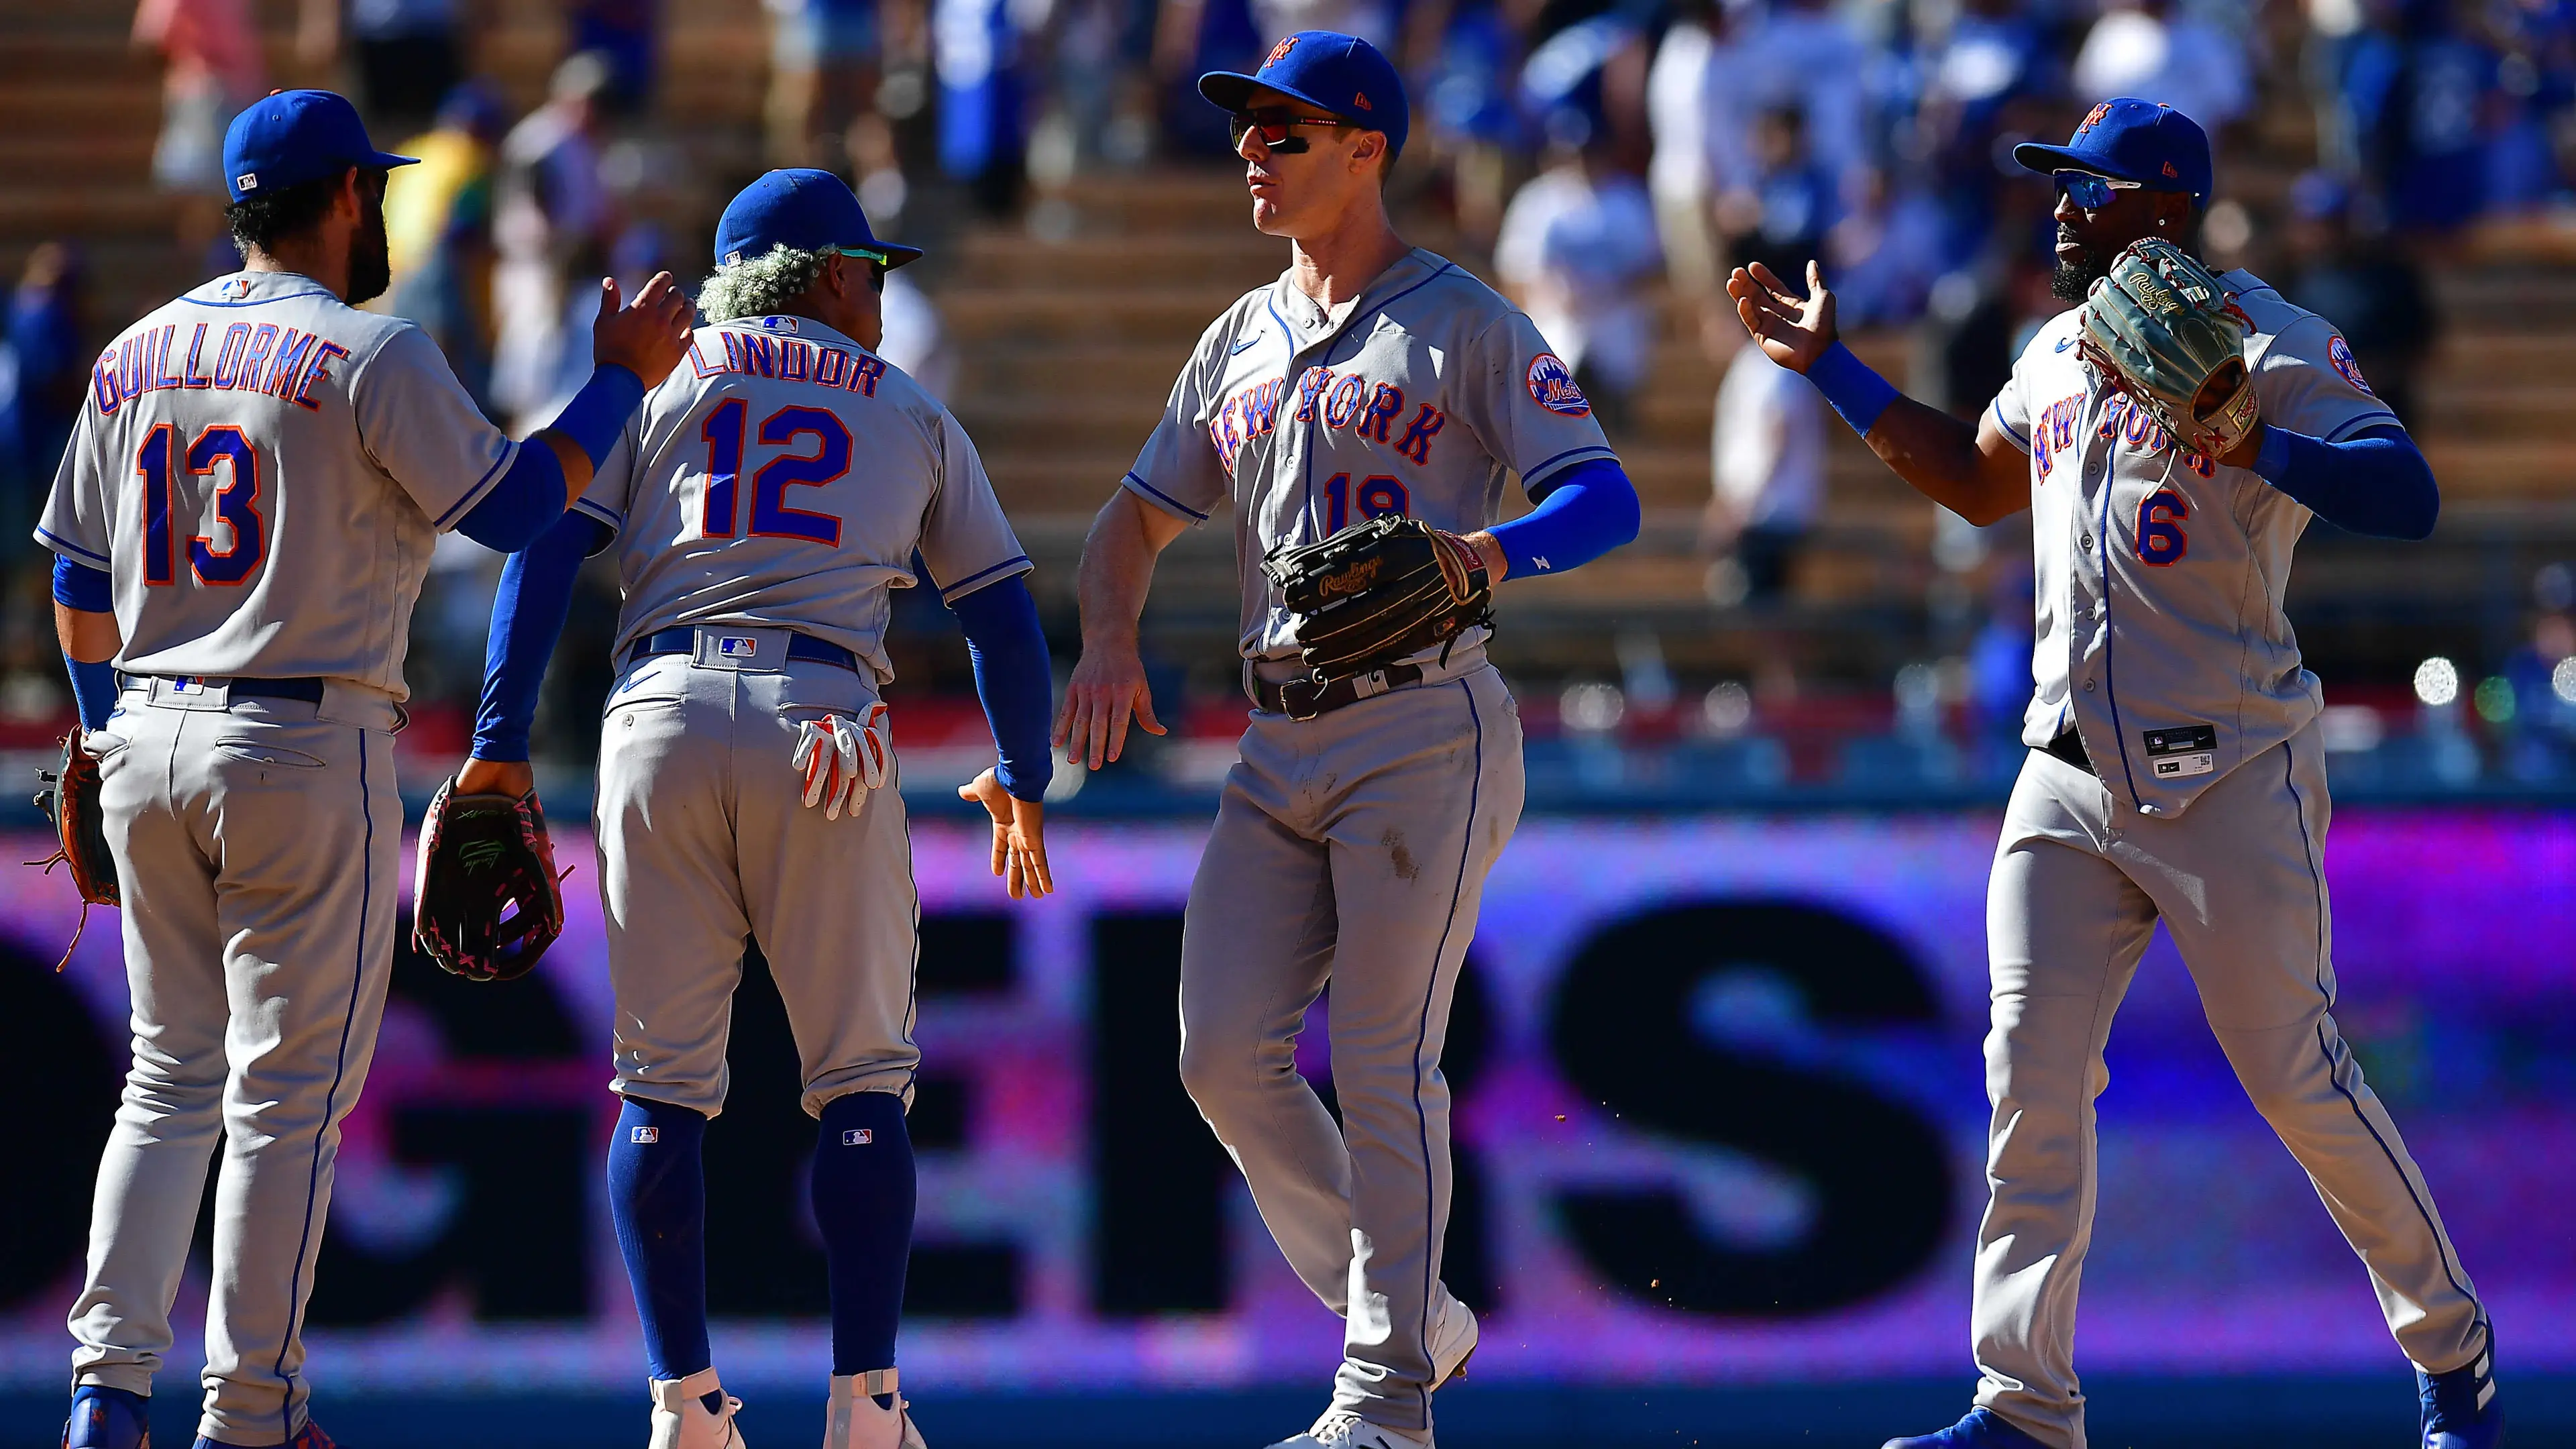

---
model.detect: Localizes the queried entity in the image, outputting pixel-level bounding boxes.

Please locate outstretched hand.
[958,767,1053,899]
[590,272,696,387]
[1727,260,1837,374]
[1052,641,1166,770]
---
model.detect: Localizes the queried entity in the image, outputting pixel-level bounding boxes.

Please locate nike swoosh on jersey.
[2055,337,2075,352]
[1229,337,1263,356]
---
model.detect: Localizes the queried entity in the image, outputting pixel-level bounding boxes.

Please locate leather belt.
[120,674,324,704]
[1251,663,1424,721]
[2044,724,2095,776]
[628,626,859,673]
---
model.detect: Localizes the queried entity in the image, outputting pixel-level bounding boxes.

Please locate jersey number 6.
[138,422,266,587]
[699,398,848,546]
[2133,487,2190,567]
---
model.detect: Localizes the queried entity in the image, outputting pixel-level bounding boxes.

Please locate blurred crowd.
[0,0,2572,788]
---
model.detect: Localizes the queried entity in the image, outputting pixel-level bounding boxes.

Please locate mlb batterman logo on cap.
[222,89,419,204]
[1199,30,1410,162]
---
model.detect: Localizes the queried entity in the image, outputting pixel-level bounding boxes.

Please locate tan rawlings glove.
[2076,237,2260,460]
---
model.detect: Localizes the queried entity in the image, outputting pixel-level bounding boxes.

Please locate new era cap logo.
[631,1126,660,1143]
[1352,91,1371,110]
[842,1128,873,1146]
[718,636,758,658]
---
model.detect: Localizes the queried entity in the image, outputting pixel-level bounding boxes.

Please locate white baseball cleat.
[1428,1288,1478,1389]
[649,1367,747,1449]
[1263,1410,1432,1448]
[822,1369,928,1449]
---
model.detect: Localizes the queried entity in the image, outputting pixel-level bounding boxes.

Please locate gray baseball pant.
[593,643,922,1119]
[68,683,402,1446]
[1177,663,1524,1436]
[1973,721,2489,1449]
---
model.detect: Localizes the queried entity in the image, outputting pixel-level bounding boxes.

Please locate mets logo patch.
[1265,35,1298,67]
[2326,333,2375,396]
[2078,101,2112,133]
[1525,353,1591,417]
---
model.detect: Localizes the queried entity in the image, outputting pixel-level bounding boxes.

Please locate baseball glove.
[1263,514,1493,684]
[29,730,119,970]
[413,777,566,983]
[2076,236,2260,460]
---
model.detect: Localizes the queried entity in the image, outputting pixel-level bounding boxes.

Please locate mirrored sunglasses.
[2054,170,2145,209]
[1228,107,1347,155]
[830,246,891,294]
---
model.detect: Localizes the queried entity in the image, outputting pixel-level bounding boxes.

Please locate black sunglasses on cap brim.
[1229,106,1349,154]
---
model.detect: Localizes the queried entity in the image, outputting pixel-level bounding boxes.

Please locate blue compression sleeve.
[812,1091,915,1384]
[949,575,1055,803]
[473,510,608,761]
[2249,423,2439,540]
[608,1097,711,1383]
[456,439,566,551]
[52,558,117,731]
[453,365,645,551]
[1804,340,1902,436]
[64,655,114,733]
[52,555,111,612]
[1488,458,1642,578]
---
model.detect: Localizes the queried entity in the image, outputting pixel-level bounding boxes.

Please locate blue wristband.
[1805,341,1902,437]
[64,654,115,733]
[546,364,646,470]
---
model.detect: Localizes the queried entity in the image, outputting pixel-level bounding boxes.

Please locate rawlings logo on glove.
[1262,515,1494,686]
[792,703,892,821]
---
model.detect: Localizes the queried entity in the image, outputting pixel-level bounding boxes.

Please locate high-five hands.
[1726,260,1838,375]
[958,767,1053,899]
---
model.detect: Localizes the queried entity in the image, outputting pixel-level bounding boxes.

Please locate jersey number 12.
[700,398,847,545]
[138,422,266,587]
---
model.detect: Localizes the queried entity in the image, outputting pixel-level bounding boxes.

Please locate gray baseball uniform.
[1971,271,2486,1448]
[1128,248,1609,1434]
[38,268,517,1445]
[576,314,1030,1119]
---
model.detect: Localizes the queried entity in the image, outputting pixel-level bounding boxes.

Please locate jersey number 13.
[698,399,847,545]
[137,422,265,586]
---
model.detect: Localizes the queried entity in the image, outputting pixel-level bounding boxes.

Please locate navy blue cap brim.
[2012,140,2169,189]
[854,241,926,268]
[1198,70,1374,128]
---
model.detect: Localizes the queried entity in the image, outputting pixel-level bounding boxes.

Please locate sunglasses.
[1228,107,1348,154]
[2053,170,2145,209]
[830,245,891,294]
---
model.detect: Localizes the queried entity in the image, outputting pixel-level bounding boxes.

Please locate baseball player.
[1055,34,1641,1449]
[45,91,692,1449]
[1728,101,2498,1449]
[462,168,1055,1449]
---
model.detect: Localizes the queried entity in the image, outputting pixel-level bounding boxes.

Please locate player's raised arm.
[1055,488,1192,769]
[1729,260,2030,527]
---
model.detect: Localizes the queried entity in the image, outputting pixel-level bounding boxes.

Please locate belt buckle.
[1281,676,1325,722]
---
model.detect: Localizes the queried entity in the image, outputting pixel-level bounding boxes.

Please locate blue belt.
[628,627,859,674]
[120,674,325,704]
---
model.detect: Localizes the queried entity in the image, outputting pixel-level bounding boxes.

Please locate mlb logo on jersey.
[1525,353,1591,418]
[755,315,801,334]
[631,1126,660,1144]
[221,277,256,300]
[168,676,207,696]
[842,1128,873,1146]
[718,635,760,659]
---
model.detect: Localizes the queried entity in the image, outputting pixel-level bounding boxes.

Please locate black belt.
[627,627,859,673]
[1251,663,1424,721]
[121,674,324,704]
[2044,724,2095,776]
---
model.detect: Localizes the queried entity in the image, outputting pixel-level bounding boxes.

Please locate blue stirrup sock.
[812,1090,916,1404]
[608,1097,712,1382]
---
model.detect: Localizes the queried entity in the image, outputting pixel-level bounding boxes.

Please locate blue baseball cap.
[223,90,417,204]
[2012,99,2212,203]
[1200,31,1409,162]
[713,168,924,269]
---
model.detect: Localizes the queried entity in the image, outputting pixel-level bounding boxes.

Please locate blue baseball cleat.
[64,1385,150,1449]
[2421,1336,2504,1449]
[1881,1407,2051,1449]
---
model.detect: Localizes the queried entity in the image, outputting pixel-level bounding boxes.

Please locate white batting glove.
[790,704,892,820]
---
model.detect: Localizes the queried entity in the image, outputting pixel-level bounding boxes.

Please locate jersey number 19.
[699,398,847,546]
